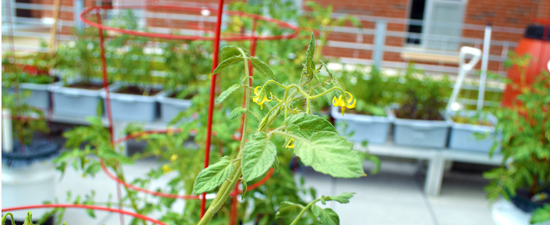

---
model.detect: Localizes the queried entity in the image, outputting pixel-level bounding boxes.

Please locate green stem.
[197,48,251,225]
[290,199,321,225]
[114,165,146,225]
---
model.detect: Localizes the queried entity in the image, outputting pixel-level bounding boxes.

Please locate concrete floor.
[50,156,495,225]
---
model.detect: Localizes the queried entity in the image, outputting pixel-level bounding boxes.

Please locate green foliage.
[337,66,398,116]
[193,156,234,194]
[483,71,550,224]
[532,205,550,224]
[241,132,277,182]
[196,34,366,225]
[394,64,451,120]
[277,192,355,225]
[294,131,365,178]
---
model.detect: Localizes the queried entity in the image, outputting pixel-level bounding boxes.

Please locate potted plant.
[2,51,61,111]
[101,33,166,122]
[447,110,500,152]
[50,28,114,117]
[331,66,396,144]
[392,65,452,148]
[157,40,211,124]
[2,85,59,225]
[485,72,550,225]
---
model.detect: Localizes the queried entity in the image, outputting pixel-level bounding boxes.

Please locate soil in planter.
[67,81,104,90]
[115,86,162,96]
[452,116,493,126]
[395,95,445,121]
[169,91,194,100]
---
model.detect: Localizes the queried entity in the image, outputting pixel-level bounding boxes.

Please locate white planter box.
[331,106,393,144]
[102,83,165,122]
[448,110,501,152]
[50,79,112,117]
[157,91,192,124]
[492,198,550,225]
[393,111,451,148]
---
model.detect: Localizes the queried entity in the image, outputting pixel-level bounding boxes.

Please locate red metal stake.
[202,0,226,218]
[96,8,124,225]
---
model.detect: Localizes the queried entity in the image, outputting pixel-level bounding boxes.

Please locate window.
[406,0,466,51]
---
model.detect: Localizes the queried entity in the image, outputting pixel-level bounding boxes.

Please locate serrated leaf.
[294,131,365,178]
[229,107,247,119]
[311,205,339,225]
[220,46,248,60]
[240,179,248,199]
[216,84,241,104]
[193,156,234,194]
[212,55,244,75]
[249,57,274,79]
[326,192,354,204]
[276,201,304,219]
[286,113,336,139]
[272,156,280,172]
[531,205,550,224]
[241,132,277,182]
[301,33,316,84]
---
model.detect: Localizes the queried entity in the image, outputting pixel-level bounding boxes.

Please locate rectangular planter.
[7,80,62,110]
[102,84,164,122]
[50,79,110,117]
[331,106,392,144]
[448,110,500,152]
[157,91,192,124]
[393,111,451,148]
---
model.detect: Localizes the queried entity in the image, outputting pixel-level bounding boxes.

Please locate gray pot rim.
[392,109,451,128]
[447,110,497,133]
[101,83,166,103]
[157,91,192,107]
[50,78,112,97]
[331,106,393,123]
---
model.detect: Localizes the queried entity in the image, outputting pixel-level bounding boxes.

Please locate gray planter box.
[448,111,500,152]
[331,106,392,144]
[102,84,165,122]
[157,91,192,124]
[393,111,451,148]
[7,81,61,110]
[50,79,110,117]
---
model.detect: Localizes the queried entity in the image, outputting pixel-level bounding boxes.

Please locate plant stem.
[113,165,146,225]
[290,199,321,225]
[197,48,251,225]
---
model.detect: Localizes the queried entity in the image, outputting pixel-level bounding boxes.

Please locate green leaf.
[216,84,241,104]
[220,46,248,60]
[241,132,277,182]
[240,179,248,199]
[99,149,133,164]
[301,33,316,84]
[311,205,339,225]
[229,107,247,119]
[272,156,280,172]
[249,57,275,79]
[211,55,244,75]
[193,156,234,194]
[294,131,365,178]
[325,192,354,204]
[276,201,304,219]
[531,205,550,224]
[286,113,336,139]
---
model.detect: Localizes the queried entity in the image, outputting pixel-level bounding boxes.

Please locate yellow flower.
[285,138,295,148]
[332,92,356,116]
[253,86,273,110]
[170,154,178,161]
[162,164,171,173]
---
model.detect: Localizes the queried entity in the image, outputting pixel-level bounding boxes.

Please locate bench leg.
[424,151,444,196]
